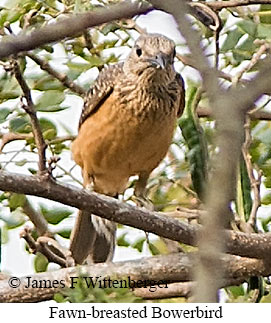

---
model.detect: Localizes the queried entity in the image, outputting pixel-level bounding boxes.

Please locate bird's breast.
[72,86,178,194]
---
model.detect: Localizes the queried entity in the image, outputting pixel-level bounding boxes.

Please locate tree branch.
[207,0,271,11]
[12,60,47,175]
[149,0,271,302]
[0,133,75,153]
[22,198,48,235]
[0,132,32,153]
[0,1,152,59]
[149,0,234,302]
[241,116,262,232]
[197,106,271,121]
[134,281,195,299]
[0,252,270,302]
[1,170,271,260]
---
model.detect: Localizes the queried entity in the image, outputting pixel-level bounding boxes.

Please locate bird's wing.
[176,73,186,117]
[78,62,124,129]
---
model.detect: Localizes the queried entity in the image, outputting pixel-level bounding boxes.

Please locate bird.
[69,33,185,265]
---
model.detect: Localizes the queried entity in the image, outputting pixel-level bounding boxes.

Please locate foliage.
[0,0,271,302]
[54,276,143,303]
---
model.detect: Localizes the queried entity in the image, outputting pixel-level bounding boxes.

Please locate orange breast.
[72,92,177,195]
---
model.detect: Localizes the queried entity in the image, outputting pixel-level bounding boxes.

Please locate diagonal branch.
[12,60,47,175]
[0,1,152,59]
[22,198,48,235]
[26,53,86,96]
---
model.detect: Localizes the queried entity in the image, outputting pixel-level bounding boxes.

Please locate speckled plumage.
[70,34,185,264]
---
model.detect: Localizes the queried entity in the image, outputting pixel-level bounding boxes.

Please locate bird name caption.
[49,305,223,319]
[8,275,169,292]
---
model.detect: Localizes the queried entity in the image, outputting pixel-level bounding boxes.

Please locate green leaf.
[28,168,37,175]
[39,118,57,140]
[38,105,69,112]
[0,75,23,102]
[232,48,252,63]
[261,194,271,205]
[34,252,49,273]
[117,233,130,247]
[0,8,21,27]
[226,285,245,299]
[257,23,271,39]
[40,45,54,53]
[0,108,11,123]
[9,193,26,211]
[239,157,252,222]
[9,116,31,133]
[148,242,160,255]
[0,225,9,244]
[56,228,71,239]
[261,215,271,232]
[100,22,119,35]
[84,55,104,68]
[132,237,145,252]
[0,193,7,203]
[221,28,244,52]
[237,20,257,37]
[40,204,73,225]
[51,142,66,155]
[15,159,28,167]
[237,36,257,52]
[66,62,92,80]
[0,209,26,229]
[35,90,65,112]
[54,293,66,303]
[33,76,64,92]
[231,36,257,64]
[261,293,271,303]
[259,5,271,24]
[179,83,208,199]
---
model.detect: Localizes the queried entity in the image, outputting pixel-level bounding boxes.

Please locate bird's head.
[124,33,176,82]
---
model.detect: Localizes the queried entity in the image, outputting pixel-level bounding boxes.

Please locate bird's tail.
[69,210,116,264]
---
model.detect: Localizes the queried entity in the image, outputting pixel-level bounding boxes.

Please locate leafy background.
[1,0,271,302]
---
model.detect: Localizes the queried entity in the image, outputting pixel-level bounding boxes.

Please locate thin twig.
[0,132,74,155]
[197,106,271,121]
[164,208,204,220]
[0,132,32,153]
[26,53,86,96]
[55,163,83,186]
[12,59,48,175]
[176,54,234,82]
[22,197,49,235]
[48,135,75,144]
[20,227,73,267]
[234,41,271,82]
[207,0,271,11]
[241,116,262,231]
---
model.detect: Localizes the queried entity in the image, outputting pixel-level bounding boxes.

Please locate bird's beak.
[146,54,166,69]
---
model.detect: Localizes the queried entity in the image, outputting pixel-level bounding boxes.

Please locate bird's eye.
[136,47,142,57]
